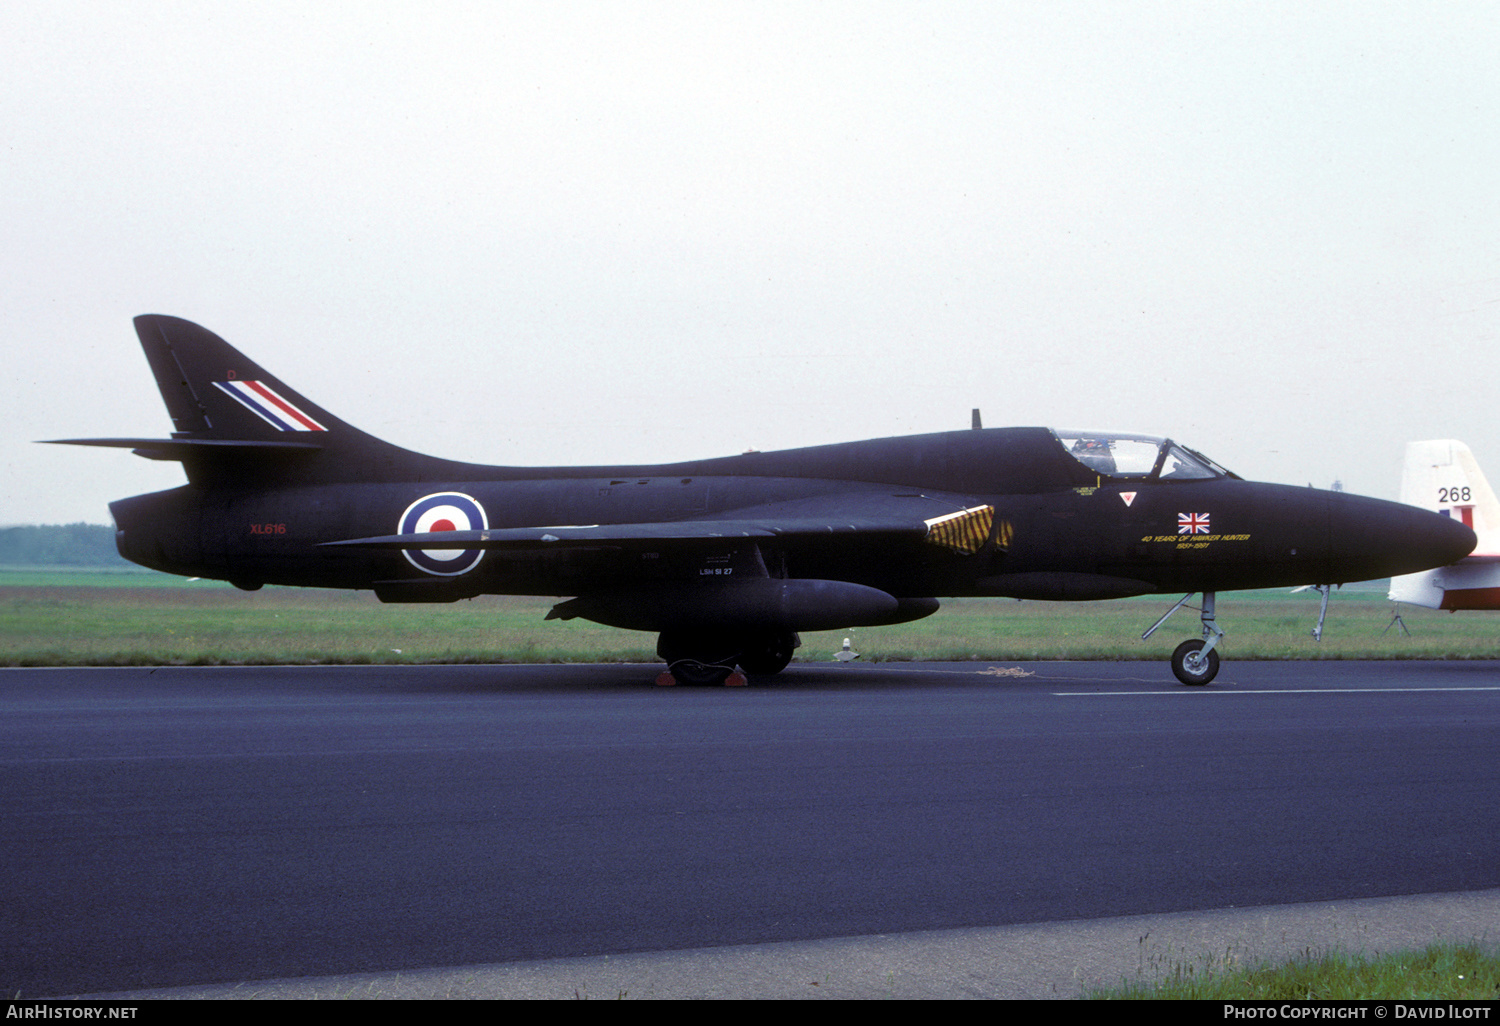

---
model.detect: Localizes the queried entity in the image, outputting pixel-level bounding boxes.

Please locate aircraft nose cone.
[1409,505,1479,568]
[1327,492,1476,580]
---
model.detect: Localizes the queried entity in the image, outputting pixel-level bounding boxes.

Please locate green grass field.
[1089,941,1500,1000]
[4,568,1498,666]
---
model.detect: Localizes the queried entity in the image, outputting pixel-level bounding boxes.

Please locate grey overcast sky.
[5,1,1500,526]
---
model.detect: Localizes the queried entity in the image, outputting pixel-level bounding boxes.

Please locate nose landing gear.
[1144,591,1224,685]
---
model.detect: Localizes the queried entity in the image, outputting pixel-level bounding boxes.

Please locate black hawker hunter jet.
[53,315,1475,685]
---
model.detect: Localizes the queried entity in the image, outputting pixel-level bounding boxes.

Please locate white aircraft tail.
[1396,440,1500,553]
[1390,440,1500,608]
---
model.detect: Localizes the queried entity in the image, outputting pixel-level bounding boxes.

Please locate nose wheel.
[1171,639,1220,686]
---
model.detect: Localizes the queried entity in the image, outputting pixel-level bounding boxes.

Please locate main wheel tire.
[665,659,737,685]
[657,631,742,686]
[738,632,799,676]
[1171,639,1220,686]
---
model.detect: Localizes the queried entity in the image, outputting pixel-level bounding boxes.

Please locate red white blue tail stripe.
[214,380,328,432]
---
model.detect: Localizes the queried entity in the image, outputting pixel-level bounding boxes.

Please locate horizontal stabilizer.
[43,437,323,462]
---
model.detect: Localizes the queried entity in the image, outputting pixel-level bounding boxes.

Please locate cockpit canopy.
[1051,431,1237,481]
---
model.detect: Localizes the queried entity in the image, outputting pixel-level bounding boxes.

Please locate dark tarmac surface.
[6,660,1498,999]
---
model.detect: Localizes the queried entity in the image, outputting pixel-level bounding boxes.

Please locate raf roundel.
[397,492,489,576]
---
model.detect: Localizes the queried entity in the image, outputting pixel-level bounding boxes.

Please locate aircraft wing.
[327,517,918,550]
[324,496,997,554]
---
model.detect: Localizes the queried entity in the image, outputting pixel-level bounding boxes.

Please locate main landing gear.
[654,630,801,686]
[1143,591,1225,685]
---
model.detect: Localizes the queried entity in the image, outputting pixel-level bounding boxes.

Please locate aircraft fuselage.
[110,428,1470,611]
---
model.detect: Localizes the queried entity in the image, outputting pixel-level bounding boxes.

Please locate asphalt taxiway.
[4,660,1498,998]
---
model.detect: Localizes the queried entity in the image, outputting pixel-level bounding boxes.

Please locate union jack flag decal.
[214,380,328,432]
[1178,512,1211,535]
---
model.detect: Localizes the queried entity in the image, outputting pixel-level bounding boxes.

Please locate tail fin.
[134,314,355,440]
[48,315,438,484]
[1390,440,1500,609]
[1397,440,1500,557]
